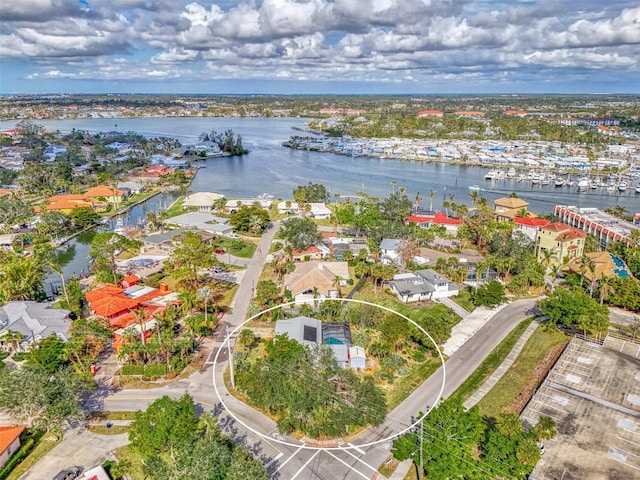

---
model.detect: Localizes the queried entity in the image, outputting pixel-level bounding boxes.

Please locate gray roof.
[275,316,322,347]
[380,238,401,251]
[0,301,72,343]
[389,278,435,296]
[142,228,186,245]
[416,269,450,284]
[168,211,229,226]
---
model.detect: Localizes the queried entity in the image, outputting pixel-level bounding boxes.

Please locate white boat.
[635,184,640,194]
[618,181,628,192]
[577,178,590,191]
[113,218,125,234]
[468,185,480,192]
[606,183,616,192]
[554,178,565,187]
[506,168,516,178]
[484,170,499,180]
[540,176,550,186]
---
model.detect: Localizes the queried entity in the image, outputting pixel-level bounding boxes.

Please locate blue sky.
[1,0,639,94]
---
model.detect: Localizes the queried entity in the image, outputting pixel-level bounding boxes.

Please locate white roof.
[183,191,224,207]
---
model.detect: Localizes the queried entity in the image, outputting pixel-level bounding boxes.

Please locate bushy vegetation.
[128,394,267,480]
[236,335,386,438]
[393,399,556,480]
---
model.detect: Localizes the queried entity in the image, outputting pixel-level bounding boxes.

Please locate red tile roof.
[90,295,140,318]
[406,213,463,225]
[542,222,586,241]
[85,185,125,198]
[513,217,550,227]
[0,426,24,454]
[85,284,124,303]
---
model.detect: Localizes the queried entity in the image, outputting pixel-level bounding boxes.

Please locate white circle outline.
[212,298,446,451]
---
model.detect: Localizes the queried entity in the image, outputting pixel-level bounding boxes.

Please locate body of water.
[2,117,637,281]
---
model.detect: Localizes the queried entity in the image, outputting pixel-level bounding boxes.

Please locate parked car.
[53,466,82,480]
[214,249,226,254]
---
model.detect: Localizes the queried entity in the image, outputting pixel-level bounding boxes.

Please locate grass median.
[448,317,533,405]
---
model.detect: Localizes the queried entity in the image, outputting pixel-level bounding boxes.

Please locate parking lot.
[524,337,640,480]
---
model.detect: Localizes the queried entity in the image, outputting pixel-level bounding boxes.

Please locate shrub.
[11,352,28,362]
[0,351,9,361]
[120,364,144,376]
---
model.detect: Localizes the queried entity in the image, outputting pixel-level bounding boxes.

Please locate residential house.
[388,269,459,303]
[0,301,72,351]
[84,185,126,205]
[291,244,330,262]
[513,216,550,241]
[380,238,401,265]
[494,197,529,222]
[417,110,444,118]
[106,142,134,154]
[308,203,332,220]
[283,261,349,305]
[0,234,16,250]
[44,145,67,161]
[277,201,302,215]
[405,212,463,235]
[86,283,177,329]
[183,192,225,212]
[39,194,95,214]
[275,316,357,368]
[116,180,144,195]
[0,426,25,468]
[130,165,175,184]
[166,212,233,236]
[535,222,586,267]
[113,319,157,352]
[141,228,187,252]
[225,198,272,213]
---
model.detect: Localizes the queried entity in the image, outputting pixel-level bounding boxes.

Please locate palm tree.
[197,286,212,325]
[429,189,435,212]
[133,308,147,346]
[2,329,23,352]
[398,186,407,196]
[598,274,614,305]
[178,290,196,316]
[534,416,557,441]
[390,180,396,194]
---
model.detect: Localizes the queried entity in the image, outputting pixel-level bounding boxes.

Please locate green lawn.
[450,290,475,313]
[88,411,137,421]
[476,325,568,419]
[386,357,442,409]
[448,318,533,405]
[113,445,145,480]
[163,196,185,218]
[6,432,60,480]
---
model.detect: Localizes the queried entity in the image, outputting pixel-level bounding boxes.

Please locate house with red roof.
[291,244,330,262]
[0,425,25,468]
[405,212,463,235]
[535,222,586,267]
[84,185,125,205]
[513,216,550,241]
[86,282,176,330]
[417,109,444,118]
[503,110,528,117]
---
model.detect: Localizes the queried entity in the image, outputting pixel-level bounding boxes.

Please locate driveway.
[20,428,128,480]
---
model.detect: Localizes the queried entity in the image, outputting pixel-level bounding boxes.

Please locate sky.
[1,0,639,95]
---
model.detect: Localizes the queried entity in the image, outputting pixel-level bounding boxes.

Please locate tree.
[29,335,68,373]
[538,288,610,331]
[0,250,46,302]
[0,193,33,226]
[229,205,270,234]
[0,166,18,185]
[0,365,88,436]
[533,415,557,441]
[255,280,281,309]
[279,217,321,251]
[470,280,507,308]
[89,232,133,284]
[293,182,329,203]
[167,232,215,290]
[128,393,198,457]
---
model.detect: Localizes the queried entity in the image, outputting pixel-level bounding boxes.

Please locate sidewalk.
[463,318,540,409]
[442,303,510,356]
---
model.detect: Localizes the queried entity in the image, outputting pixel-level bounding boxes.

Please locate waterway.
[2,117,638,282]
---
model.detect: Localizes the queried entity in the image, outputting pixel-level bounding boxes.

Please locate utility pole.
[418,419,424,480]
[226,324,235,388]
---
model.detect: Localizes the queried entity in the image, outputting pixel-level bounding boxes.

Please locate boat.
[506,168,516,178]
[484,170,499,180]
[635,184,640,194]
[577,178,590,191]
[113,218,125,234]
[618,181,628,192]
[554,178,565,187]
[606,183,616,192]
[540,176,550,186]
[468,185,480,192]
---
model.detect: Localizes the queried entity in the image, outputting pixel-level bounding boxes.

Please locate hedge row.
[0,438,35,480]
[120,364,167,377]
